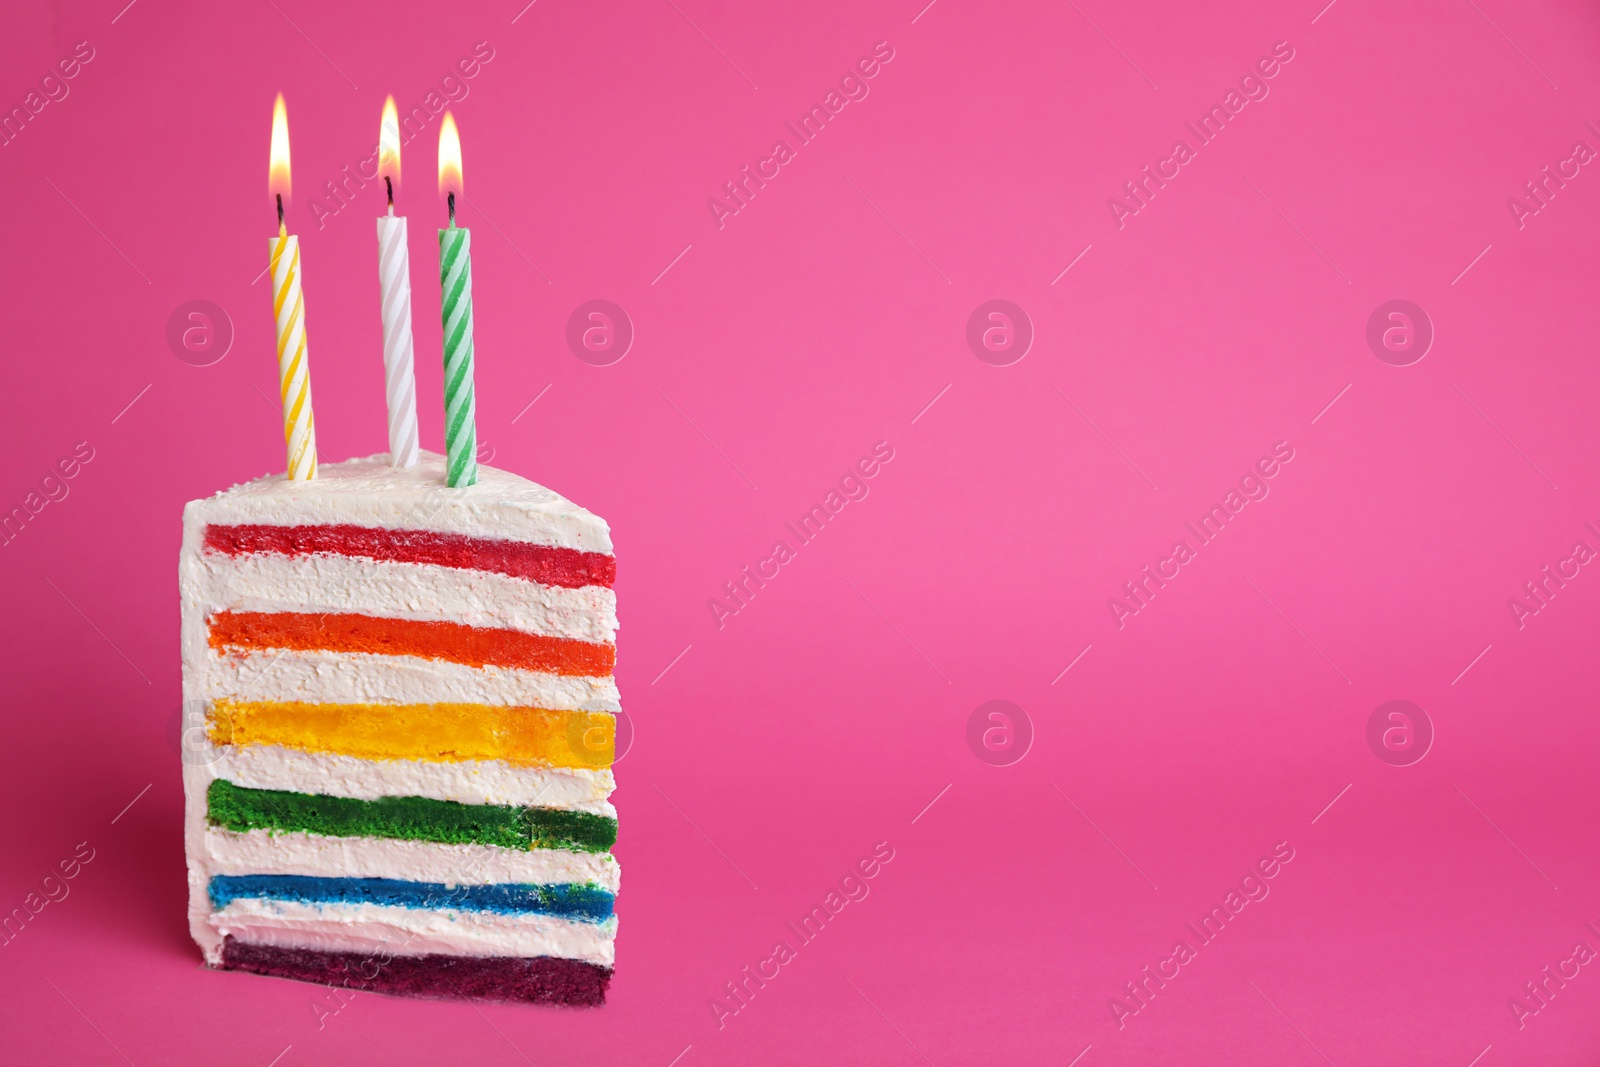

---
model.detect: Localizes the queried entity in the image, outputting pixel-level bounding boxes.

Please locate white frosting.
[180,451,623,973]
[181,450,612,552]
[211,899,617,965]
[196,551,618,644]
[204,829,620,892]
[203,741,616,813]
[184,648,621,711]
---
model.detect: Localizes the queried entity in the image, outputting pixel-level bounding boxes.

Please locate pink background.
[3,0,1600,1063]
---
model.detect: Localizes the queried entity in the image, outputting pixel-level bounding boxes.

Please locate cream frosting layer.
[182,761,621,962]
[183,647,621,712]
[195,551,618,644]
[203,828,621,891]
[181,450,612,552]
[202,741,616,813]
[180,451,623,973]
[211,898,617,965]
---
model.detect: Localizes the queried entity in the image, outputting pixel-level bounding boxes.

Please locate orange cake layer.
[208,699,615,768]
[207,610,615,677]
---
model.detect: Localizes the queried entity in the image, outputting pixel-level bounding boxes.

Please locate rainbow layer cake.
[180,451,620,1005]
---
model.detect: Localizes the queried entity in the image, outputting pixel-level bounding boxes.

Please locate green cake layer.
[206,779,617,854]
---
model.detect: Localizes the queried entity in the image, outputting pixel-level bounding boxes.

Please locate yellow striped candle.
[268,93,317,481]
[269,234,316,480]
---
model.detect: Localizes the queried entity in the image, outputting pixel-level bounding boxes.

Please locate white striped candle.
[376,95,419,468]
[376,215,420,468]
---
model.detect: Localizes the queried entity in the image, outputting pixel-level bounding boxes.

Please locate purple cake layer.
[220,937,611,1006]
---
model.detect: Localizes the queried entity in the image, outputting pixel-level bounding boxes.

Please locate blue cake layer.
[208,874,614,922]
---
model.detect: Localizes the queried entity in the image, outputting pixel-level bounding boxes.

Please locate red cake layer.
[220,937,610,1006]
[204,523,615,589]
[208,611,616,676]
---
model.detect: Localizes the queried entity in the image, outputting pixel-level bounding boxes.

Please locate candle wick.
[385,176,394,213]
[276,193,286,237]
[447,191,456,227]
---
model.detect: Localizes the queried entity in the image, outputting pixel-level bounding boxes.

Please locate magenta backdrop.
[3,0,1600,1063]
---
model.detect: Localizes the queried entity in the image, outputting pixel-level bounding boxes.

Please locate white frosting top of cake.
[182,450,612,553]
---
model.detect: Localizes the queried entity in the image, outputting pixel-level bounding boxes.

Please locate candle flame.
[379,95,401,186]
[438,111,463,197]
[269,93,291,198]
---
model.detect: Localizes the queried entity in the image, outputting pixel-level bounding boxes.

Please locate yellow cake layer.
[208,699,614,769]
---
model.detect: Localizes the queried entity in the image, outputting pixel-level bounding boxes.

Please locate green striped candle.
[439,215,477,487]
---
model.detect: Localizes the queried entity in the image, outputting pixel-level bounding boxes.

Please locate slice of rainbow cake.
[180,451,620,1005]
